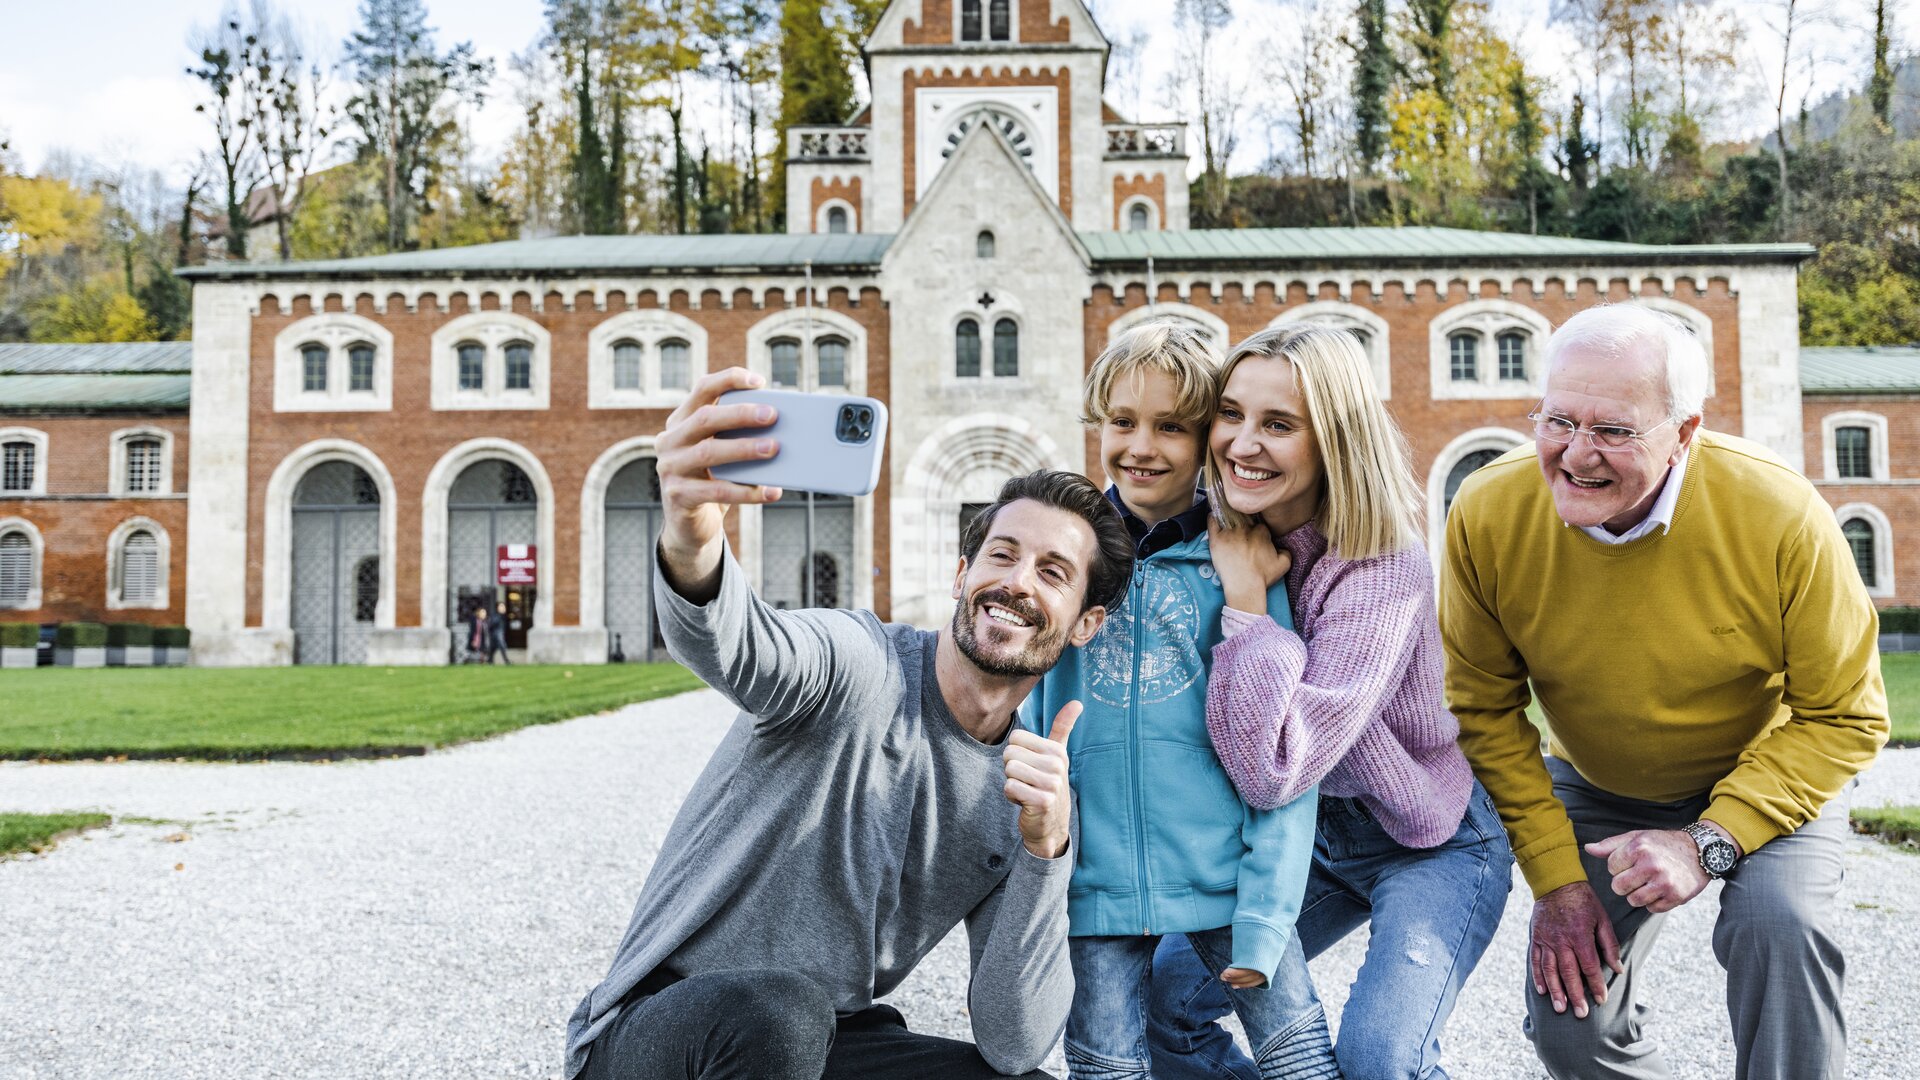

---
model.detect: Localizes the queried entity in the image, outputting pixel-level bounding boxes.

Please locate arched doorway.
[291,461,380,665]
[762,490,855,610]
[604,457,666,662]
[448,459,538,651]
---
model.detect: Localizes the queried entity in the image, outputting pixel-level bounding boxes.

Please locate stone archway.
[892,414,1068,629]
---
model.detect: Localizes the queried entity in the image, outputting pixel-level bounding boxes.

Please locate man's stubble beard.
[951,588,1071,677]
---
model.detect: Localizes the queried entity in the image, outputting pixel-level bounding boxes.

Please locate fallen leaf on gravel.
[162,832,190,843]
[173,863,184,871]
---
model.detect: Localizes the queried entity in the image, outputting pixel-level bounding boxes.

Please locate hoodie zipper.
[1129,557,1151,936]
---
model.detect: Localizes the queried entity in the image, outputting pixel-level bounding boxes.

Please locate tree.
[248,8,333,260]
[1168,0,1241,225]
[341,0,492,250]
[1768,0,1799,234]
[1349,0,1393,174]
[29,278,155,343]
[187,7,269,259]
[1871,0,1894,129]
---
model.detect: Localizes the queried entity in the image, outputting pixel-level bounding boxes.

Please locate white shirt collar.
[1576,448,1690,545]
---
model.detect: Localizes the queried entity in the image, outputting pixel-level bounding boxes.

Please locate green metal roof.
[0,341,192,374]
[0,373,191,412]
[177,233,897,281]
[1800,345,1920,394]
[0,342,192,413]
[1079,227,1815,264]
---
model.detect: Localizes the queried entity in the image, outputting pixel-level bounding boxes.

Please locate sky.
[0,0,1909,187]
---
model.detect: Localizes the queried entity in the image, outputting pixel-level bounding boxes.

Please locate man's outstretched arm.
[651,366,887,731]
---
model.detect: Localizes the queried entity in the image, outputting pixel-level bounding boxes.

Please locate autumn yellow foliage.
[0,174,103,268]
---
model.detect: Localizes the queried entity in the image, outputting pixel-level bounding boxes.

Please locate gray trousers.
[1525,757,1848,1080]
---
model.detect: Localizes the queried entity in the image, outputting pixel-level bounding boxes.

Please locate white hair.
[1542,303,1709,420]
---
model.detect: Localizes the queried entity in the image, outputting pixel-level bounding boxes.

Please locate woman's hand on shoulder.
[1207,516,1291,615]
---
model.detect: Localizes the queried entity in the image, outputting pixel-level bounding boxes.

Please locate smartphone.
[709,389,888,497]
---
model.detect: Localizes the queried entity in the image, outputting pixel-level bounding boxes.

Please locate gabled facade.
[787,0,1189,236]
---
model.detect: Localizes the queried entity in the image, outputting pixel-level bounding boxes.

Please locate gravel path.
[3,689,1916,1080]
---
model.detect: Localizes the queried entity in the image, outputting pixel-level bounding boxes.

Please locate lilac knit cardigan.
[1207,521,1474,849]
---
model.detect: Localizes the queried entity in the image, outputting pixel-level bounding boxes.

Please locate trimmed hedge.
[55,623,107,649]
[152,626,191,648]
[107,623,154,647]
[0,623,37,649]
[1882,607,1920,634]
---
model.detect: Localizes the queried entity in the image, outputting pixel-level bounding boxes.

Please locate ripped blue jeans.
[1150,781,1513,1080]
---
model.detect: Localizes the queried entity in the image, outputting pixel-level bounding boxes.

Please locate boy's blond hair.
[1081,320,1221,430]
[1204,325,1422,561]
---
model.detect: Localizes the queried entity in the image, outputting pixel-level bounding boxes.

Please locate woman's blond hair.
[1204,325,1422,561]
[1081,320,1221,430]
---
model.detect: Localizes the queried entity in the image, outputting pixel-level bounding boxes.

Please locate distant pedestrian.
[488,601,511,665]
[465,603,487,664]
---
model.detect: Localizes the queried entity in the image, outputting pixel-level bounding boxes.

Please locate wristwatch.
[1684,821,1740,879]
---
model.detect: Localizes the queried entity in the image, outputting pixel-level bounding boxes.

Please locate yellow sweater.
[1440,431,1888,898]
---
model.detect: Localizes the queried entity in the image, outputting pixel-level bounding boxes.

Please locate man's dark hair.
[959,470,1134,614]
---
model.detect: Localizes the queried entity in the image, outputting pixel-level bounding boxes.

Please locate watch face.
[1703,841,1739,876]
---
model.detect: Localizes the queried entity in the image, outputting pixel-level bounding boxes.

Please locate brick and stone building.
[2,0,1875,666]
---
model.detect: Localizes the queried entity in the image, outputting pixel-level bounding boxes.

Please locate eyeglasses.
[1527,410,1676,454]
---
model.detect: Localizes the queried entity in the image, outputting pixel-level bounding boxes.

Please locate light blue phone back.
[709,389,888,497]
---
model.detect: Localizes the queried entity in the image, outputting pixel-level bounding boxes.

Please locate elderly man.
[566,368,1136,1080]
[1440,303,1886,1080]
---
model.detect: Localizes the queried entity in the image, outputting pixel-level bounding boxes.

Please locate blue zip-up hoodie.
[1021,505,1318,982]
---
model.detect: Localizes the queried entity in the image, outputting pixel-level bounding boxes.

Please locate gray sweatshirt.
[564,549,1074,1078]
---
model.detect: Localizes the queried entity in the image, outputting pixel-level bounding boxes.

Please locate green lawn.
[0,812,111,856]
[0,663,703,760]
[1881,655,1920,745]
[1851,804,1920,850]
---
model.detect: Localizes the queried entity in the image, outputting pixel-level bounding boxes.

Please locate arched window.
[504,341,534,391]
[1497,332,1528,381]
[989,0,1010,40]
[1843,519,1877,588]
[956,319,982,378]
[457,342,486,391]
[1444,449,1504,518]
[770,338,802,388]
[1,441,34,494]
[961,0,982,40]
[994,318,1020,377]
[612,340,643,390]
[1129,203,1150,232]
[119,530,159,606]
[807,552,840,609]
[977,230,996,258]
[826,206,848,234]
[125,438,163,494]
[659,339,692,391]
[1449,333,1478,382]
[1836,426,1872,480]
[816,338,848,388]
[348,343,376,392]
[0,530,34,608]
[301,343,329,393]
[354,556,380,623]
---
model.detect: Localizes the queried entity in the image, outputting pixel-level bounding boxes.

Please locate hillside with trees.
[0,0,1911,344]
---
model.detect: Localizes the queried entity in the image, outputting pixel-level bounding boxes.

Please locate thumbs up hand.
[1003,700,1082,860]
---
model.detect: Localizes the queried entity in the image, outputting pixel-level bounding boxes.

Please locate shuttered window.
[126,439,162,493]
[2,442,35,492]
[121,530,159,606]
[0,531,32,608]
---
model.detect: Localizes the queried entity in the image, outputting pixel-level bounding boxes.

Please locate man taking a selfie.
[565,368,1136,1080]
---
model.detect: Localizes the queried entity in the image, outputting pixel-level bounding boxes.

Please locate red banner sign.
[497,544,537,586]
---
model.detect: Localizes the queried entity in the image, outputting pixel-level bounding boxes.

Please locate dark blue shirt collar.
[1105,485,1211,559]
